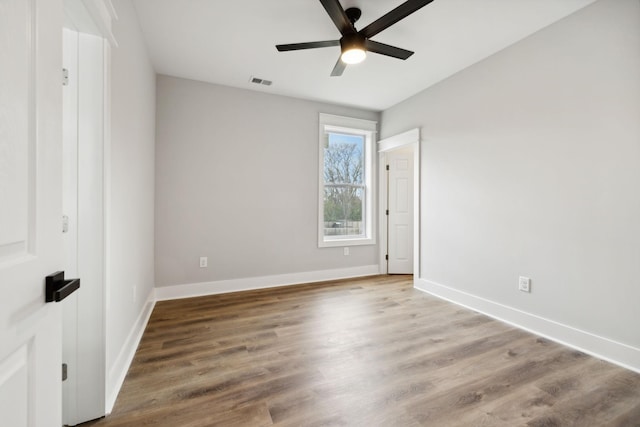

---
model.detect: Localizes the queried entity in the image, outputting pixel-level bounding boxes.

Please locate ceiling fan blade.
[360,0,434,39]
[330,57,347,77]
[276,40,340,52]
[319,0,355,36]
[365,40,414,60]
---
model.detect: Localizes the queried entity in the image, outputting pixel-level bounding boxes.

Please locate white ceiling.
[132,0,596,111]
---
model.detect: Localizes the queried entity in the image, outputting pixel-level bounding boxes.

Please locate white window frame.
[318,113,377,248]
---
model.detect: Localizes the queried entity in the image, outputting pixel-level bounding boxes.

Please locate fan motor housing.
[340,33,366,52]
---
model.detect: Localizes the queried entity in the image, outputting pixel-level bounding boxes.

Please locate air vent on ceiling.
[250,76,272,86]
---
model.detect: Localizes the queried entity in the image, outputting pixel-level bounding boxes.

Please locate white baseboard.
[415,278,640,374]
[155,264,381,301]
[106,288,156,413]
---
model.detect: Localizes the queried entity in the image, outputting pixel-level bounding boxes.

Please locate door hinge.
[62,68,69,86]
[62,215,69,233]
[385,209,389,215]
[62,363,68,381]
[385,254,388,261]
[386,164,389,171]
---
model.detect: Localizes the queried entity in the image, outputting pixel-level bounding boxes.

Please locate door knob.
[45,271,80,303]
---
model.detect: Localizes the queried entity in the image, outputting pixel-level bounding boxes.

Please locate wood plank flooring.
[84,275,640,426]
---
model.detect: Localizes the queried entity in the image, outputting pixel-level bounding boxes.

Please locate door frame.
[62,0,116,424]
[62,28,109,425]
[378,128,420,277]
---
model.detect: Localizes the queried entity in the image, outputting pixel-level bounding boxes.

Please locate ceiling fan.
[276,0,435,76]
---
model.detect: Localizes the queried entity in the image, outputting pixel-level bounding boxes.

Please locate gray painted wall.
[155,76,380,288]
[108,0,156,389]
[382,0,640,351]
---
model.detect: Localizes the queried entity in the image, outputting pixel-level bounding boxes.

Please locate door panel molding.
[0,344,30,427]
[0,0,36,265]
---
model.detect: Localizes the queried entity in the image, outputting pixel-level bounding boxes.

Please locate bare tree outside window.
[323,132,365,237]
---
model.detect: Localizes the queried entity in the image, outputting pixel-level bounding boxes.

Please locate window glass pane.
[323,185,365,237]
[324,133,364,185]
[323,132,365,239]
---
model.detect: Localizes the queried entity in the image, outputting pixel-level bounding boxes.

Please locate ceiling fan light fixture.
[340,33,366,64]
[341,48,366,64]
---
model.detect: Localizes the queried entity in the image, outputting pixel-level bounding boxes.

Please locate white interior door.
[0,0,65,426]
[387,148,414,274]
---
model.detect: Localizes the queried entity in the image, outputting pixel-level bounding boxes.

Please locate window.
[318,114,376,247]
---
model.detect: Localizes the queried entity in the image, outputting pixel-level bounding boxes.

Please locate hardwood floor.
[85,275,640,426]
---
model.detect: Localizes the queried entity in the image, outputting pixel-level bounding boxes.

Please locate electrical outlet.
[199,256,208,268]
[343,247,350,256]
[518,276,531,293]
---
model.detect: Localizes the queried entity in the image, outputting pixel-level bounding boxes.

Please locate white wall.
[381,0,640,370]
[106,0,156,407]
[155,76,380,290]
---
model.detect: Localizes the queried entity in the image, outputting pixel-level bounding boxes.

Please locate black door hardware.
[45,271,80,303]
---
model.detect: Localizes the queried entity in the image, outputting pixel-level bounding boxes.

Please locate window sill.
[319,237,376,248]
